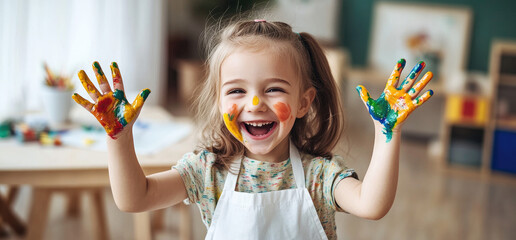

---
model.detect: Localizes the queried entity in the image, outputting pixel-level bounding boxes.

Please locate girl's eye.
[227,89,245,95]
[266,87,286,93]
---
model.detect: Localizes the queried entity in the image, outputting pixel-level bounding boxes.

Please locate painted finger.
[408,71,433,98]
[132,89,151,112]
[110,62,125,92]
[78,70,101,100]
[386,58,406,88]
[413,90,434,107]
[356,85,372,108]
[72,93,93,112]
[399,61,426,92]
[92,61,112,94]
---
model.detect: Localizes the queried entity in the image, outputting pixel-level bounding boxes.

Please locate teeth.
[245,122,272,127]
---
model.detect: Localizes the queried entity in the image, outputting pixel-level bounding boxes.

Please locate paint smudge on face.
[223,104,243,141]
[273,102,291,122]
[252,96,259,106]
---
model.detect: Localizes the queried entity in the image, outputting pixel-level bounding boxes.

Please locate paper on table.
[60,120,192,155]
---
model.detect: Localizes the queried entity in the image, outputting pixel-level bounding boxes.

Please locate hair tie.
[254,19,266,23]
[295,32,301,38]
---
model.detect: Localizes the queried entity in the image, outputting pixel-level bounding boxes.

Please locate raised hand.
[356,59,433,142]
[72,62,150,139]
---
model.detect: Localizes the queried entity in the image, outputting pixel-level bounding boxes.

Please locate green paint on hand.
[94,62,104,76]
[140,89,150,101]
[366,93,399,142]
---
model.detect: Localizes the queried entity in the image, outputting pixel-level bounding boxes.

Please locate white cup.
[41,85,74,127]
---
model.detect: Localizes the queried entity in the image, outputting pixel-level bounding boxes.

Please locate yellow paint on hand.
[252,96,259,106]
[72,93,90,106]
[78,70,100,95]
[384,85,416,126]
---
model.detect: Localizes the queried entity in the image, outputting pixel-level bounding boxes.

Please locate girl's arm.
[334,59,433,220]
[107,131,187,212]
[73,62,187,212]
[334,123,400,220]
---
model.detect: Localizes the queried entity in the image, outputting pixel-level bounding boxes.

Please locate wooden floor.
[2,86,516,240]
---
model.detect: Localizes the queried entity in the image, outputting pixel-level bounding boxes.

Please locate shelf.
[499,74,516,87]
[447,121,486,129]
[496,118,516,132]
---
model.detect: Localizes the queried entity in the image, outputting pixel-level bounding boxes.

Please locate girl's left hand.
[356,59,434,141]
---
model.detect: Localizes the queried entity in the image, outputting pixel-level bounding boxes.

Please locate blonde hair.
[192,19,344,170]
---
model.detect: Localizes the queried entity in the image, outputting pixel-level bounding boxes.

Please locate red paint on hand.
[96,96,113,113]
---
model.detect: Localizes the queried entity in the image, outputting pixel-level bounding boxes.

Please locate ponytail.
[291,33,344,158]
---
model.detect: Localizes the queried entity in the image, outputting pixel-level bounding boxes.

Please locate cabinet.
[486,41,516,174]
[443,94,489,168]
[441,41,516,175]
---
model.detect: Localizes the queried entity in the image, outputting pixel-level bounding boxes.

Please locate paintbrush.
[43,62,55,86]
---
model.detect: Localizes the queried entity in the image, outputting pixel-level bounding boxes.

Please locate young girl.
[72,19,433,240]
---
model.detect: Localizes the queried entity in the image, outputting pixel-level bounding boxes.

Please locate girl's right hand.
[72,61,150,139]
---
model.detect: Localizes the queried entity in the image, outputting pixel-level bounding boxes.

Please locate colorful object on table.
[43,62,74,90]
[72,62,151,139]
[14,123,40,142]
[0,121,13,138]
[446,95,488,125]
[40,132,62,146]
[223,104,243,141]
[83,137,96,146]
[273,102,291,122]
[252,96,259,106]
[356,59,434,142]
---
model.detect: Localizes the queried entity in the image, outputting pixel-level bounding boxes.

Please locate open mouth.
[241,121,277,138]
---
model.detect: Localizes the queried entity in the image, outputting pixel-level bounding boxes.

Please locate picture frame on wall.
[369,2,473,90]
[272,0,341,44]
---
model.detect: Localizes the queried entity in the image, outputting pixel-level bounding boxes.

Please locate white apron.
[205,141,328,240]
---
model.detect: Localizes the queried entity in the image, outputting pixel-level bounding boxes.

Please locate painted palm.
[356,59,434,142]
[72,62,150,139]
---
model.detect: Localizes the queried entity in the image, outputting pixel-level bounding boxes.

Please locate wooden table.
[0,106,195,240]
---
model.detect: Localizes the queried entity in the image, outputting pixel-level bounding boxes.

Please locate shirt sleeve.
[324,155,359,212]
[172,150,215,204]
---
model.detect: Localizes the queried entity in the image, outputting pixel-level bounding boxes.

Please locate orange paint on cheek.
[273,102,291,122]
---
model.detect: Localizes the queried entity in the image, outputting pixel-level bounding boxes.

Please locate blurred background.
[1,0,516,239]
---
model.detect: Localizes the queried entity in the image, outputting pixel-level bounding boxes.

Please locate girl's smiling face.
[219,46,314,162]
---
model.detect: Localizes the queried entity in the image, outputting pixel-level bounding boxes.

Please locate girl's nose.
[246,95,267,112]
